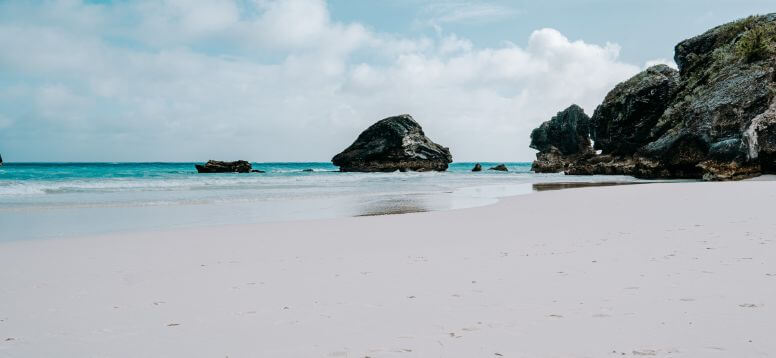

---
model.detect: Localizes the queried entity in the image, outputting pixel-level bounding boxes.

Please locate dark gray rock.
[531,148,567,173]
[591,65,680,156]
[530,105,594,173]
[489,164,508,171]
[195,160,252,173]
[472,163,482,172]
[565,155,635,176]
[530,104,592,155]
[633,14,776,180]
[551,14,776,180]
[332,114,452,172]
[302,169,314,172]
[250,169,265,173]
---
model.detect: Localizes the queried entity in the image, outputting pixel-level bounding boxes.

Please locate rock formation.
[332,114,453,172]
[530,105,594,173]
[531,14,776,180]
[472,163,482,172]
[195,160,252,173]
[489,164,508,171]
[635,14,776,180]
[591,65,680,156]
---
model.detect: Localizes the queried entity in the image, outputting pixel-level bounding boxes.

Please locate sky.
[0,0,773,162]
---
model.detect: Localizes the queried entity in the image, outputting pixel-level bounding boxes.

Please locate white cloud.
[644,58,679,69]
[0,0,641,162]
[420,2,519,26]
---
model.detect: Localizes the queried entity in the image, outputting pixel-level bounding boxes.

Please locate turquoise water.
[0,162,642,240]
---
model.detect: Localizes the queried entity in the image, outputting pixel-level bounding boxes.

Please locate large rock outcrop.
[635,14,776,179]
[195,160,252,173]
[534,14,776,180]
[332,114,453,172]
[591,65,680,156]
[530,105,594,172]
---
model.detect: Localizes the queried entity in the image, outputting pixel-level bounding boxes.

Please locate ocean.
[0,162,643,240]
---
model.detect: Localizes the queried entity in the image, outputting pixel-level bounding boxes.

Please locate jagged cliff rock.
[635,14,776,179]
[332,114,452,172]
[535,14,776,180]
[591,65,680,156]
[530,105,594,173]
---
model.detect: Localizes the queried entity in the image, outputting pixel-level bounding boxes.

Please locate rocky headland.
[531,14,776,180]
[332,114,452,172]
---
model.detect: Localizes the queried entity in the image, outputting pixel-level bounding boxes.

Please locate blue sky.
[0,0,773,162]
[329,0,774,64]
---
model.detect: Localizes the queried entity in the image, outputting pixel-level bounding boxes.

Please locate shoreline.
[1,181,774,357]
[0,174,655,242]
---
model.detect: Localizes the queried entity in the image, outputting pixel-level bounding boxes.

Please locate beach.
[1,181,774,357]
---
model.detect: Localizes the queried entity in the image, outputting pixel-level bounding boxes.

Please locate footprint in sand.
[632,349,657,356]
[739,303,759,308]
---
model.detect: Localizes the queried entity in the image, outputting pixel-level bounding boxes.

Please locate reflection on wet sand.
[354,181,663,217]
[532,181,647,192]
[356,197,430,216]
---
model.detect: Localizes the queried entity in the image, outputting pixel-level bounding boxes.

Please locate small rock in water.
[250,169,265,173]
[472,163,482,172]
[489,164,508,171]
[302,169,314,172]
[195,160,252,173]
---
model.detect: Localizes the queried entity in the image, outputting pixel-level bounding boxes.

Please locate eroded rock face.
[591,65,680,156]
[633,14,776,179]
[530,105,594,173]
[195,160,252,173]
[332,114,453,172]
[543,14,776,180]
[565,155,635,176]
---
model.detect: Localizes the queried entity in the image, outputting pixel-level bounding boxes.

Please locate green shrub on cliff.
[735,22,776,62]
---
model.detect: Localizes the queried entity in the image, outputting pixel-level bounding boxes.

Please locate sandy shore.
[1,181,774,357]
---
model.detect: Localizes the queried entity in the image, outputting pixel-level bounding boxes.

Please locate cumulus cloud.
[644,58,679,69]
[0,0,641,162]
